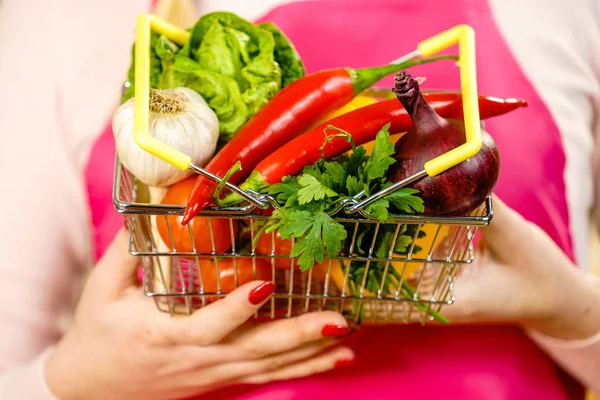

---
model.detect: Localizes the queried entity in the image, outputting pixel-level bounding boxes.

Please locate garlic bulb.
[113,87,219,188]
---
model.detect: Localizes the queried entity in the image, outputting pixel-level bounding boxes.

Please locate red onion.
[388,71,500,216]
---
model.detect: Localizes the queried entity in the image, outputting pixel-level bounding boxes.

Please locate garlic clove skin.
[113,87,220,188]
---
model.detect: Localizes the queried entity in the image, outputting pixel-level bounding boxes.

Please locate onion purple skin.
[388,119,501,217]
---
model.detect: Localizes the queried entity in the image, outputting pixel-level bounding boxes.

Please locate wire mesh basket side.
[129,246,470,324]
[116,162,486,323]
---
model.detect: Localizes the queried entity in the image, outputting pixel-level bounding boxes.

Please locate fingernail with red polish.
[334,358,355,368]
[248,282,276,305]
[322,324,352,337]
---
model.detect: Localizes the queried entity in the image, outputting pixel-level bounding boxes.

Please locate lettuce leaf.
[155,36,186,89]
[122,32,163,102]
[170,56,249,140]
[190,12,282,115]
[258,22,305,87]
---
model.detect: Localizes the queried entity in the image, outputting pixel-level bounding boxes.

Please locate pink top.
[1,0,600,399]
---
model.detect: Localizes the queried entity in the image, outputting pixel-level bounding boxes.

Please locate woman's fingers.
[177,340,350,388]
[236,345,355,386]
[162,281,276,346]
[220,311,353,361]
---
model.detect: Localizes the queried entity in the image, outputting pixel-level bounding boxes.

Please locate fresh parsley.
[258,123,425,271]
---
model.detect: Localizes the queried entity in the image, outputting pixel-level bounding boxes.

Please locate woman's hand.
[45,230,355,400]
[444,197,600,340]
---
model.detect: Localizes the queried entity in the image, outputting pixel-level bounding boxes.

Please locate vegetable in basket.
[157,176,238,254]
[176,258,273,303]
[181,56,457,224]
[254,230,330,281]
[217,92,526,206]
[113,87,219,199]
[253,124,424,272]
[314,95,378,127]
[248,125,448,322]
[122,12,305,141]
[388,71,501,216]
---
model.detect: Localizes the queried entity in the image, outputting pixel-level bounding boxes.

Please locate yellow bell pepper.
[315,95,378,126]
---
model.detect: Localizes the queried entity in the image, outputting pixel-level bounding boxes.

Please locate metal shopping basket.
[113,14,493,324]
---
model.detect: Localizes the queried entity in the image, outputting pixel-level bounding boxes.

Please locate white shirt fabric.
[0,0,599,398]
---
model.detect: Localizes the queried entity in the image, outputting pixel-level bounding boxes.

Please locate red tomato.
[200,257,273,293]
[157,176,238,254]
[256,230,294,270]
[174,258,273,304]
[255,230,328,281]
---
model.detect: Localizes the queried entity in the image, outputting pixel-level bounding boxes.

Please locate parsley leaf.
[320,213,347,256]
[384,188,425,214]
[363,123,396,180]
[364,199,391,222]
[323,161,346,190]
[393,235,413,253]
[262,122,424,272]
[297,175,338,204]
[291,226,325,268]
[267,176,301,205]
[277,210,314,238]
[283,211,346,270]
[345,145,368,179]
[346,175,362,197]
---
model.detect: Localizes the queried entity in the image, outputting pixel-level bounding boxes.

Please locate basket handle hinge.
[343,170,428,214]
[189,164,274,210]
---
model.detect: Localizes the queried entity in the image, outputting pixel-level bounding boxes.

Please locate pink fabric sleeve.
[0,348,58,400]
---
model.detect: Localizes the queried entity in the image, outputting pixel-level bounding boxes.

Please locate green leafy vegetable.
[393,234,413,253]
[346,175,362,197]
[267,176,301,206]
[258,22,306,86]
[122,32,163,102]
[256,123,445,322]
[384,187,425,214]
[184,68,250,137]
[122,11,305,141]
[364,199,391,223]
[297,175,337,204]
[196,20,246,85]
[260,123,424,271]
[155,36,186,89]
[363,123,396,180]
[270,210,347,269]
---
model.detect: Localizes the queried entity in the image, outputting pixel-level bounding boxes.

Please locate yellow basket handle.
[133,13,192,171]
[344,25,482,215]
[417,25,481,177]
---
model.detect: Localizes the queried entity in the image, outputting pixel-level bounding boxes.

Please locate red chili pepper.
[181,57,455,224]
[219,93,527,205]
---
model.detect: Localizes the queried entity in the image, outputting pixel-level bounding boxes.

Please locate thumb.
[479,196,531,263]
[91,228,140,300]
